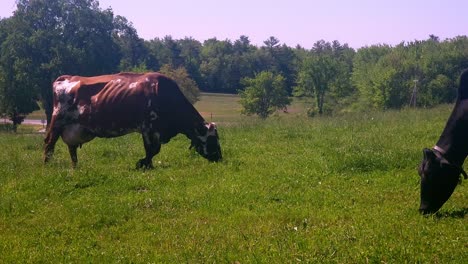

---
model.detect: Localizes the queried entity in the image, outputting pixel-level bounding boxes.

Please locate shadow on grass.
[435,207,468,219]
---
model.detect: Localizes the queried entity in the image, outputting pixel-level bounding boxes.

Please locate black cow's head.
[191,122,222,162]
[418,148,466,214]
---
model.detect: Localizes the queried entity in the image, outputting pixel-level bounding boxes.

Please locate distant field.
[26,111,47,121]
[195,93,312,122]
[2,98,467,262]
[196,93,242,121]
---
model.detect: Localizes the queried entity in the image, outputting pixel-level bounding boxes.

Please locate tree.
[351,36,468,110]
[239,71,291,119]
[145,36,183,71]
[113,15,149,71]
[0,15,40,131]
[294,40,354,116]
[419,74,455,106]
[159,64,200,104]
[295,54,339,115]
[260,37,298,94]
[0,0,122,125]
[178,37,203,88]
[351,44,393,109]
[200,38,237,93]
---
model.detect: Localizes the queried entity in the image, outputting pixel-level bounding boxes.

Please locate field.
[0,94,467,263]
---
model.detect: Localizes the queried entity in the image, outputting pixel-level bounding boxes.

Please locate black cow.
[418,69,468,214]
[44,72,222,168]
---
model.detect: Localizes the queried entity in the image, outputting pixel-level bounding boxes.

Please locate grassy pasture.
[0,95,467,263]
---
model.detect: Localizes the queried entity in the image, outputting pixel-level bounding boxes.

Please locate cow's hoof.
[136,159,154,170]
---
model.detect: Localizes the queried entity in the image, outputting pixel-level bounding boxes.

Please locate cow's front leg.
[68,145,79,168]
[137,130,161,169]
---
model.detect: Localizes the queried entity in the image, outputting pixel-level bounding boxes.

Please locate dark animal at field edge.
[44,72,222,169]
[418,69,468,214]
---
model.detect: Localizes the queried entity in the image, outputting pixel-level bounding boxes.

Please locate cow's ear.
[423,148,435,160]
[208,122,216,132]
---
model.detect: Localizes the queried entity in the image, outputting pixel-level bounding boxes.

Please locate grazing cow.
[44,72,222,168]
[418,69,468,214]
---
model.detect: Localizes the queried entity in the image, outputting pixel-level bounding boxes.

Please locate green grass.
[1,97,467,263]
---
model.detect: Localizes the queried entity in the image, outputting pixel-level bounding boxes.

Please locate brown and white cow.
[44,72,222,168]
[418,69,468,214]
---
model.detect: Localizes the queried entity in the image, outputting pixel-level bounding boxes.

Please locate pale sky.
[1,0,467,49]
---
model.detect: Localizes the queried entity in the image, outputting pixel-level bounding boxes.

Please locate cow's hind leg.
[44,128,61,163]
[136,130,161,169]
[68,145,79,168]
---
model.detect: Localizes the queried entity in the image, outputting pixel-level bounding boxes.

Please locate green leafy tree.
[351,45,393,109]
[0,0,121,125]
[113,15,149,71]
[178,37,203,88]
[419,74,455,106]
[352,36,468,110]
[127,62,150,73]
[295,54,338,115]
[200,38,237,93]
[159,64,200,104]
[260,37,298,94]
[294,40,355,115]
[239,71,291,119]
[230,35,257,91]
[0,16,40,131]
[145,36,183,71]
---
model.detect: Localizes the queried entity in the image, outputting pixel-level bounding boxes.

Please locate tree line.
[1,0,468,124]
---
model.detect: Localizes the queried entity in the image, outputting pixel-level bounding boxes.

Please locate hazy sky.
[1,0,467,49]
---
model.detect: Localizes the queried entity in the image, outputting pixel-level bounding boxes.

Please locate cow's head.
[191,122,222,162]
[418,148,466,214]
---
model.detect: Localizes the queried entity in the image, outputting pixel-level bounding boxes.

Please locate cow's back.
[52,73,155,136]
[77,73,162,136]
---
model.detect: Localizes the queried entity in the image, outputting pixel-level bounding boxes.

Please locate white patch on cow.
[129,82,138,89]
[149,110,158,121]
[195,123,219,156]
[145,78,150,82]
[52,79,80,118]
[197,123,217,143]
[53,105,78,120]
[151,82,156,88]
[54,79,80,94]
[208,123,217,136]
[116,79,122,83]
[78,105,87,115]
